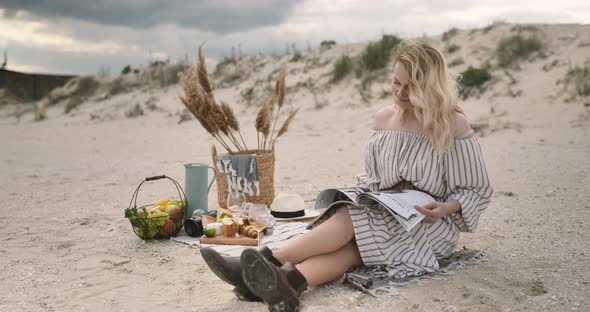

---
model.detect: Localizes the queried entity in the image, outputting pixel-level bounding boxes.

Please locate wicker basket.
[124,175,187,240]
[212,145,275,208]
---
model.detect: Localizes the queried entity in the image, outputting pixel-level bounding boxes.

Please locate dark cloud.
[2,1,588,75]
[0,0,301,33]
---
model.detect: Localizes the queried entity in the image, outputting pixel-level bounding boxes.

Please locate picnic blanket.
[171,222,308,256]
[343,248,484,296]
[172,222,484,297]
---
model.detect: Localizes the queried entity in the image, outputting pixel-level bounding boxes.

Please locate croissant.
[238,224,258,239]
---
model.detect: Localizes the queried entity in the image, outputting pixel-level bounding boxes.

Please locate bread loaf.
[222,218,237,237]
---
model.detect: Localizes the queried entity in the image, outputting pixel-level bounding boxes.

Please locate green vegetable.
[125,207,169,239]
[124,207,148,228]
[143,211,169,238]
[148,211,169,226]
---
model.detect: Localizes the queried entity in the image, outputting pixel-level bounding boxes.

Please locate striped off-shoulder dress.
[316,129,493,279]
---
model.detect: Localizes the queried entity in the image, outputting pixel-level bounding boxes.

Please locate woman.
[201,40,493,312]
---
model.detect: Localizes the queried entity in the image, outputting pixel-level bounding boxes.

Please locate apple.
[159,219,177,237]
[165,205,182,222]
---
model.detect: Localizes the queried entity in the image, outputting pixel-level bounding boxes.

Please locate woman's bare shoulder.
[373,106,396,129]
[454,112,472,137]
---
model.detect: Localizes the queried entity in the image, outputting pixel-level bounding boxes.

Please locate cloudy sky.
[1,0,588,76]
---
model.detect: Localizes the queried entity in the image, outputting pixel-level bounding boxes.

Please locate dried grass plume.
[275,67,286,108]
[273,108,299,145]
[197,45,213,96]
[178,46,297,153]
[221,100,239,131]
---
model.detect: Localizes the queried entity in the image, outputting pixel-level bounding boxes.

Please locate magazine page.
[314,187,371,209]
[357,190,433,231]
[335,187,372,202]
[314,189,341,209]
[358,190,433,219]
[389,209,424,231]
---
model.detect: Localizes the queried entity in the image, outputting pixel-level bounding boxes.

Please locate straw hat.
[270,193,321,220]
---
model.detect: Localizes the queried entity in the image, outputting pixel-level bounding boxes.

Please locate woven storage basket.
[212,145,275,208]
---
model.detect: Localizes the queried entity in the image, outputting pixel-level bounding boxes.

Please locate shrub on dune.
[332,55,353,83]
[565,65,590,97]
[459,66,492,99]
[496,34,544,67]
[362,34,402,71]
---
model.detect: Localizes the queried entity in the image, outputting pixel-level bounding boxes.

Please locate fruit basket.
[124,175,187,240]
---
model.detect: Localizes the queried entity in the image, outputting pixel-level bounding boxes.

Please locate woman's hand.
[414,200,461,223]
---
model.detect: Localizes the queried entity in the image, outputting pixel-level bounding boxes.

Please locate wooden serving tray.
[199,233,263,246]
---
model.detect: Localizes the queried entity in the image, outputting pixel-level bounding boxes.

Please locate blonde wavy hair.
[391,40,463,152]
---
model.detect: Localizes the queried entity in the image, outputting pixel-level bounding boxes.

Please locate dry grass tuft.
[275,67,286,108]
[197,45,213,95]
[274,108,299,143]
[255,96,273,149]
[221,100,240,131]
[208,97,229,136]
[179,47,297,152]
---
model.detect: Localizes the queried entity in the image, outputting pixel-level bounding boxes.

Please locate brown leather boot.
[200,246,282,302]
[240,248,308,312]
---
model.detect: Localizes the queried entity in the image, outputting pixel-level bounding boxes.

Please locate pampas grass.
[197,44,213,95]
[256,96,272,150]
[272,108,299,146]
[179,65,233,152]
[275,67,286,108]
[221,100,248,148]
[267,67,285,150]
[221,100,239,131]
[179,46,297,153]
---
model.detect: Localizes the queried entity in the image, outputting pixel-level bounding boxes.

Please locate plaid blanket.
[343,248,484,296]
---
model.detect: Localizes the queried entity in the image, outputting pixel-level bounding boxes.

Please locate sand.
[1,23,589,311]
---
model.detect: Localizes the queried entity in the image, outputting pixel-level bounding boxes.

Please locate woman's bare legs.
[295,240,362,286]
[272,207,356,265]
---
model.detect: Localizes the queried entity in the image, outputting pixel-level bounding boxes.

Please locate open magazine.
[313,187,434,231]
